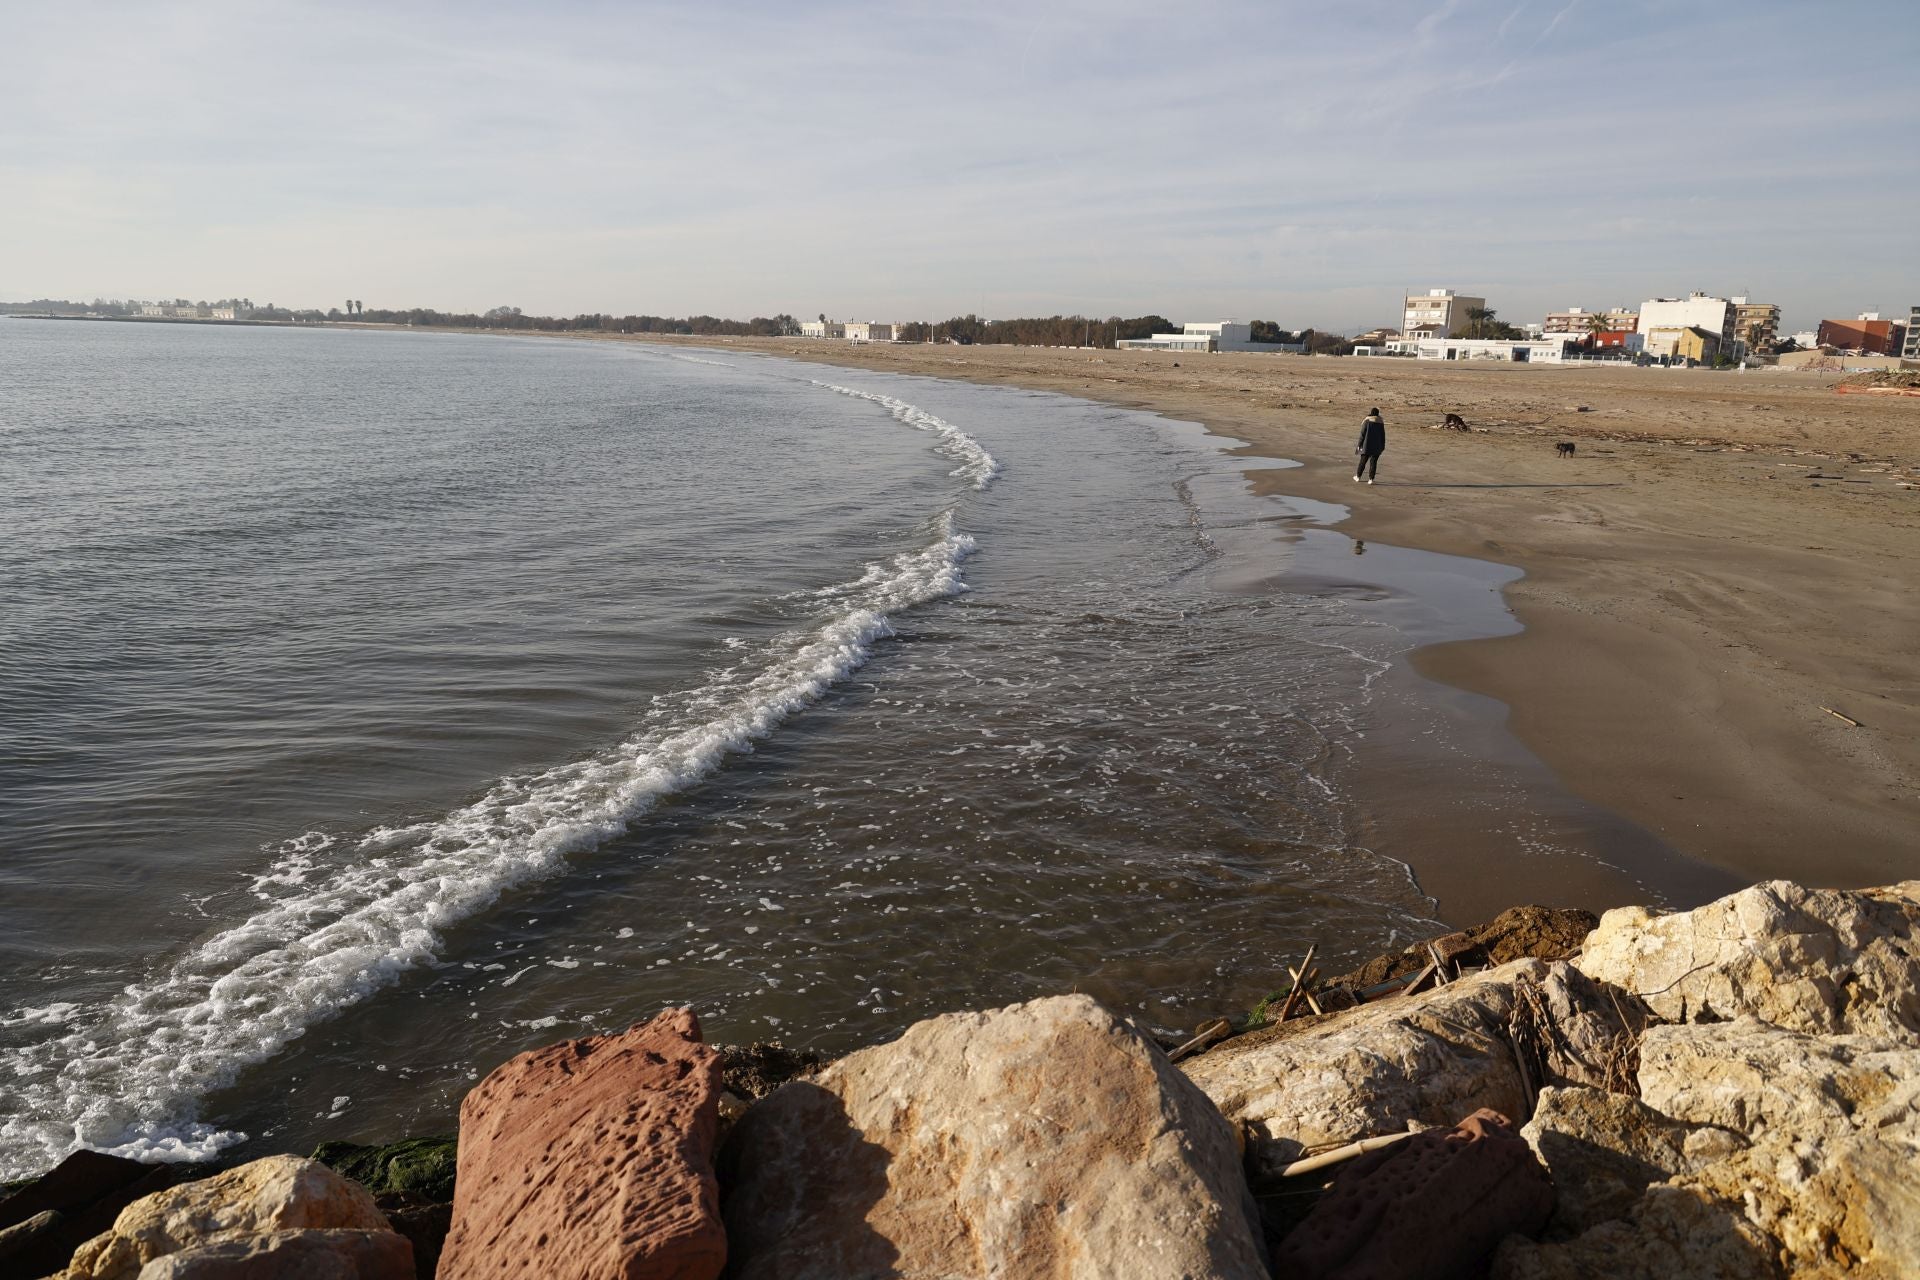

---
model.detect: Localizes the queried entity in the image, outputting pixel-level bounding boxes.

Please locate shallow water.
[0,322,1672,1175]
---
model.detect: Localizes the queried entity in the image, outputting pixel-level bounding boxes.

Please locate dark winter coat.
[1356,416,1386,455]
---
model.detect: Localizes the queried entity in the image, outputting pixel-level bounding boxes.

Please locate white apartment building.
[1403,289,1486,338]
[1905,305,1920,360]
[1638,293,1736,342]
[799,320,846,339]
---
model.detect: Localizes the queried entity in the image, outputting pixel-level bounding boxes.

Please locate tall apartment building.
[1731,298,1781,352]
[1403,288,1486,338]
[1903,305,1920,360]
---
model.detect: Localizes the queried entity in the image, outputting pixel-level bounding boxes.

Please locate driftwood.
[1821,706,1862,727]
[1276,1131,1415,1178]
[1168,1018,1233,1064]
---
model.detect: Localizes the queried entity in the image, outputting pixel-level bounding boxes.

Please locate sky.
[3,0,1916,332]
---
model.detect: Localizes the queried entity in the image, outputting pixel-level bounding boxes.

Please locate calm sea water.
[0,320,1463,1176]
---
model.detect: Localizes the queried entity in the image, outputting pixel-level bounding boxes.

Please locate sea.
[0,319,1691,1180]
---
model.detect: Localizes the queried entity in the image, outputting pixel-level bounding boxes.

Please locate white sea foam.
[0,500,980,1178]
[811,380,1001,490]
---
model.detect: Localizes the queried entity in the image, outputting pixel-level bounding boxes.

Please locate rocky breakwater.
[4,878,1915,1279]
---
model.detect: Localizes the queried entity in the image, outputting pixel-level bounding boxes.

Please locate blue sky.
[3,0,1915,330]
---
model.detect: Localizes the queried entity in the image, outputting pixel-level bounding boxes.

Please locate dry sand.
[636,337,1919,899]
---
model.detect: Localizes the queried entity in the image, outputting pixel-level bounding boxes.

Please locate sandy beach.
[602,336,1919,906]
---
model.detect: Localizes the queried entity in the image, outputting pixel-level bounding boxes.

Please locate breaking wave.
[0,382,996,1178]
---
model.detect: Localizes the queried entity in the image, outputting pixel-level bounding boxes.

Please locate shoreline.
[608,334,1918,899]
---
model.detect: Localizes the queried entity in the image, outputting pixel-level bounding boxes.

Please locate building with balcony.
[1904,306,1920,360]
[1731,298,1781,353]
[1403,289,1486,338]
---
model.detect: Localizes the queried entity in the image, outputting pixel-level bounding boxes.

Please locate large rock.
[136,1227,413,1278]
[0,1151,188,1279]
[720,993,1267,1280]
[1575,879,1920,1035]
[1274,1108,1553,1280]
[61,1156,392,1280]
[439,1007,725,1280]
[1185,959,1632,1177]
[1498,1019,1920,1279]
[1519,1086,1745,1235]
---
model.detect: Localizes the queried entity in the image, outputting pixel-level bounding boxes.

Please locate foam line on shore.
[0,382,997,1179]
[810,380,1001,491]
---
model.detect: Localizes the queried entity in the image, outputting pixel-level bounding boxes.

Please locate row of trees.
[1,299,1376,354]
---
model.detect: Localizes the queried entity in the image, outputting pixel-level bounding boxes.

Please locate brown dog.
[1442,413,1470,431]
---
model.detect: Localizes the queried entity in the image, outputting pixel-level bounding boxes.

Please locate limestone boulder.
[720,993,1266,1280]
[1575,879,1920,1035]
[1520,1086,1745,1234]
[439,1007,725,1280]
[1184,959,1637,1177]
[62,1156,391,1280]
[1499,1019,1920,1279]
[135,1228,412,1278]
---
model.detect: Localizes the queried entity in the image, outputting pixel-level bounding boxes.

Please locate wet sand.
[624,337,1919,906]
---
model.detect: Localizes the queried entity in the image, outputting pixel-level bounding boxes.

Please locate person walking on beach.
[1355,407,1386,484]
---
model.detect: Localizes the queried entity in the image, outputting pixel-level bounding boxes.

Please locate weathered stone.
[1576,879,1920,1035]
[1499,1018,1920,1279]
[1521,1086,1745,1234]
[63,1156,390,1280]
[720,993,1266,1280]
[1509,962,1653,1094]
[439,1007,724,1280]
[1275,1108,1553,1280]
[311,1136,457,1203]
[1491,1182,1782,1280]
[1186,960,1559,1176]
[135,1227,412,1279]
[713,1042,824,1100]
[372,1193,449,1280]
[0,1151,187,1280]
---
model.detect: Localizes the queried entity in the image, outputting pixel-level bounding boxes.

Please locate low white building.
[1116,321,1299,353]
[1414,336,1579,363]
[801,320,903,341]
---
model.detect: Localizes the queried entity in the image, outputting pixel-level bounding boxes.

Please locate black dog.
[1442,413,1470,431]
[1556,441,1577,458]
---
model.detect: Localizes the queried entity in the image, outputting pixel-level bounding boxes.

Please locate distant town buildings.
[1905,306,1920,360]
[798,319,903,342]
[1403,289,1486,338]
[137,303,237,320]
[1115,321,1299,353]
[1815,312,1907,356]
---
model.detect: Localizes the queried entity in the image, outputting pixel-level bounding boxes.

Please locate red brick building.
[1816,315,1908,355]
